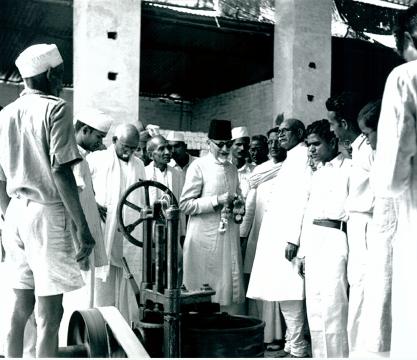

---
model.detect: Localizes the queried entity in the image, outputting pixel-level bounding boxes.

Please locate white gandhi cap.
[15,44,63,78]
[75,109,112,134]
[231,126,249,140]
[166,131,185,142]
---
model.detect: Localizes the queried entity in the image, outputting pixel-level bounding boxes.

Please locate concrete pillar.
[73,0,141,139]
[273,0,332,125]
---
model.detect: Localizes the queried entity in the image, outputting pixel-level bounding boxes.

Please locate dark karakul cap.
[208,119,232,140]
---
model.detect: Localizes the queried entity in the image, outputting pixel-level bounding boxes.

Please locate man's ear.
[296,128,304,140]
[404,31,414,49]
[82,125,90,135]
[330,137,338,152]
[46,67,53,82]
[340,119,349,130]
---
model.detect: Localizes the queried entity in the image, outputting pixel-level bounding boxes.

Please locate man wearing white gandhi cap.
[0,44,95,357]
[230,126,255,200]
[167,130,196,175]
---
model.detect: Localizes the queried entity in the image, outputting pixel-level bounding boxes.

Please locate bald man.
[248,118,312,358]
[87,123,146,326]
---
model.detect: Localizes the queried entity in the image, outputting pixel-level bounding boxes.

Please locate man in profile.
[0,44,95,357]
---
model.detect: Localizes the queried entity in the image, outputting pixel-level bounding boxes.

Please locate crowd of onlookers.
[2,3,417,359]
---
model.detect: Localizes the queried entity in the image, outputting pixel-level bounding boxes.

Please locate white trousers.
[280,300,310,357]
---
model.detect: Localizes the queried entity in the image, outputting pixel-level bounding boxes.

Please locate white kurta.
[241,159,284,343]
[247,143,312,301]
[145,162,186,236]
[237,162,256,199]
[299,154,351,358]
[373,59,417,358]
[180,153,245,306]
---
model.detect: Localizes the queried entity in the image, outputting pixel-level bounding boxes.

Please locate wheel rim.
[67,309,110,358]
[117,179,178,248]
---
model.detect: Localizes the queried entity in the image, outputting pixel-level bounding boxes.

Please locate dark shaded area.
[0,0,405,102]
[331,36,403,100]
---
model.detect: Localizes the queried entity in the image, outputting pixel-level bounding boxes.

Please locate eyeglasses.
[211,140,233,149]
[278,128,292,135]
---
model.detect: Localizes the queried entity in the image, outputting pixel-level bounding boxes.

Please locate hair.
[267,127,280,138]
[251,134,268,145]
[306,119,337,144]
[146,135,167,153]
[394,3,417,55]
[325,91,367,133]
[74,120,94,133]
[357,99,382,131]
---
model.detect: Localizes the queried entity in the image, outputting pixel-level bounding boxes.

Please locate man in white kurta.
[87,124,146,327]
[180,119,245,314]
[326,92,374,355]
[230,126,255,199]
[241,127,286,348]
[373,8,417,355]
[59,110,112,345]
[145,135,185,235]
[167,131,196,176]
[298,120,351,358]
[247,118,312,358]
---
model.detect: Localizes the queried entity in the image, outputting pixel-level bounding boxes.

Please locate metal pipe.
[166,206,179,289]
[154,224,165,293]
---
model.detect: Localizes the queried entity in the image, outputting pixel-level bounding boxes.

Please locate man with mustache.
[230,126,255,199]
[180,119,245,314]
[145,135,186,245]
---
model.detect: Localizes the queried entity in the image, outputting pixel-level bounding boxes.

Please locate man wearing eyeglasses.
[248,118,312,358]
[180,119,245,315]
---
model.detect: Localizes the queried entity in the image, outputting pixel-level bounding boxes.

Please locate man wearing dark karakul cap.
[179,119,245,314]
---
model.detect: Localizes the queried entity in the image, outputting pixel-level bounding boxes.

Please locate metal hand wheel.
[117,179,178,248]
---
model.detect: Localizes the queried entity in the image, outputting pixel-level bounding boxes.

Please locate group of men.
[2,4,417,358]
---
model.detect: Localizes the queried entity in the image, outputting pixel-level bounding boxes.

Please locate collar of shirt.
[351,134,367,153]
[20,88,47,97]
[77,145,89,159]
[316,153,346,170]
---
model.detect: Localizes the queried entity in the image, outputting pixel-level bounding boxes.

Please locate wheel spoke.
[144,185,150,207]
[126,218,142,233]
[124,200,142,212]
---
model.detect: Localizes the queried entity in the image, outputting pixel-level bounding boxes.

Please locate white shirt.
[237,162,256,199]
[346,134,374,215]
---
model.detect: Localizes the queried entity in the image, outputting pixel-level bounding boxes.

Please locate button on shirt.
[0,89,81,203]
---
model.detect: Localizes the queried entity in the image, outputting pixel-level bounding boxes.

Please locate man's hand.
[285,242,298,261]
[218,192,235,207]
[97,203,107,222]
[75,225,95,267]
[296,257,305,279]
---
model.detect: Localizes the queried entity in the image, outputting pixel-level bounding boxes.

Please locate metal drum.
[181,313,265,358]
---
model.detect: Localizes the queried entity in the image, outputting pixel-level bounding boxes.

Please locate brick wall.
[191,79,274,137]
[0,80,274,138]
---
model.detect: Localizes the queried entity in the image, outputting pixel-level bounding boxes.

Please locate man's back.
[0,91,79,203]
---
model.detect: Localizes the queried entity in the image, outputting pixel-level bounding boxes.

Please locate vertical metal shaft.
[166,206,179,290]
[154,224,165,293]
